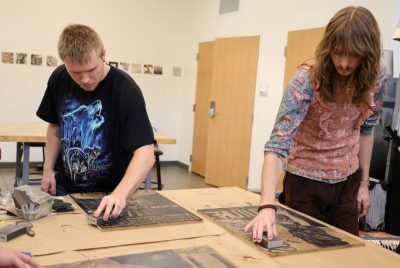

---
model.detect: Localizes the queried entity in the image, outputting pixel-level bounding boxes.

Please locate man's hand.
[357,182,370,217]
[41,169,56,196]
[244,208,277,242]
[93,192,127,221]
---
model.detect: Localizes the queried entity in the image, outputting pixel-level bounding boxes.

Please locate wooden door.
[191,42,214,176]
[282,27,325,90]
[205,36,260,188]
[277,27,324,191]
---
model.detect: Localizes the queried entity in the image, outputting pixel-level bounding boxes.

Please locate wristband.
[257,204,277,213]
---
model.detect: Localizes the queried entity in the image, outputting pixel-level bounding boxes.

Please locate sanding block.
[0,224,27,242]
[260,235,284,249]
[87,214,122,226]
[87,214,106,226]
[87,208,128,226]
[52,199,73,212]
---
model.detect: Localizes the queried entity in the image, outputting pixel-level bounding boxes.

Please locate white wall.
[1,0,399,192]
[184,0,399,191]
[0,0,192,163]
[392,0,400,77]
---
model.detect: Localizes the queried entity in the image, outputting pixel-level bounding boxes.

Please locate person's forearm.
[260,153,283,205]
[358,134,374,181]
[113,144,155,198]
[43,123,60,172]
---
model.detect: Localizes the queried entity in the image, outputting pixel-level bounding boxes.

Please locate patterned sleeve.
[360,60,390,136]
[264,68,314,159]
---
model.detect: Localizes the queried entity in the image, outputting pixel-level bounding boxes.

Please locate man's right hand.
[244,208,278,242]
[41,169,56,196]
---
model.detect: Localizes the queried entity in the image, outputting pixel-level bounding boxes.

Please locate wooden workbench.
[0,187,398,267]
[0,121,176,185]
[0,121,176,144]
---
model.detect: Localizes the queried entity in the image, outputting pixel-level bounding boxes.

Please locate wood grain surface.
[70,190,202,230]
[198,205,364,257]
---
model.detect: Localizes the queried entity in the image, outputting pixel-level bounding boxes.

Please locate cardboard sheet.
[41,233,400,268]
[2,205,223,256]
[159,187,260,210]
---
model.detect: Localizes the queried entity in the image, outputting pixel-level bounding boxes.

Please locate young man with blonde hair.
[37,24,154,220]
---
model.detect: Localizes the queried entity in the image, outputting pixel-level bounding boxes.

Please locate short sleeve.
[36,66,65,124]
[117,78,154,152]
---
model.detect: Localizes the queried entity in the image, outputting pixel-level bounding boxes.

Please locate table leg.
[14,142,23,187]
[144,170,152,189]
[22,143,30,185]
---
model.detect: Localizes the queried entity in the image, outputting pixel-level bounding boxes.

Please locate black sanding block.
[0,224,27,242]
[52,199,73,212]
[87,213,125,226]
[12,190,31,210]
[260,235,284,249]
[87,214,106,226]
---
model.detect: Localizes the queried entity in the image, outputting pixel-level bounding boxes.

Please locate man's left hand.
[357,182,370,217]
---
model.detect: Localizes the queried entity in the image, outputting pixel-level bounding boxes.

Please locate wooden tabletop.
[1,187,398,267]
[0,121,176,144]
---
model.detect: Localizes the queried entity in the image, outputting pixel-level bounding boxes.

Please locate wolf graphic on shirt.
[60,99,111,186]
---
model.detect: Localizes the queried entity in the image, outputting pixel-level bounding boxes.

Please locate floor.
[0,164,215,193]
[152,164,215,190]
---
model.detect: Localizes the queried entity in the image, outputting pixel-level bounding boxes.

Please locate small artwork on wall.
[173,66,182,77]
[46,56,58,67]
[31,54,42,66]
[131,63,141,74]
[119,62,129,71]
[154,65,163,75]
[108,61,118,68]
[16,53,27,64]
[143,64,153,74]
[1,52,14,64]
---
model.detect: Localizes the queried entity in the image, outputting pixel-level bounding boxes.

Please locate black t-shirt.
[36,65,154,193]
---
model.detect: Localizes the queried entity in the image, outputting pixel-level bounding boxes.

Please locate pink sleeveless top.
[285,63,374,180]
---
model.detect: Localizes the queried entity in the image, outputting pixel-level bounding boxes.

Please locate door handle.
[208,100,216,118]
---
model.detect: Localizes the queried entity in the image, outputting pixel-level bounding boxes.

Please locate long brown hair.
[314,6,381,108]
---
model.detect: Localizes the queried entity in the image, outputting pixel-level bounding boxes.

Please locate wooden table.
[0,121,176,186]
[1,187,398,267]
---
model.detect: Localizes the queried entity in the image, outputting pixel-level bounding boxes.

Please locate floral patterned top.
[265,60,390,181]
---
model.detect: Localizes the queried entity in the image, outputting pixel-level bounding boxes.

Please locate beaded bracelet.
[257,204,277,213]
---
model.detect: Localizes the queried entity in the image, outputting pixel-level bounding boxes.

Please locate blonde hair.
[58,24,104,63]
[315,6,381,108]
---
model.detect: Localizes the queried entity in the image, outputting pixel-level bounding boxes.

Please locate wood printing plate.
[198,205,364,257]
[45,245,237,268]
[70,190,202,231]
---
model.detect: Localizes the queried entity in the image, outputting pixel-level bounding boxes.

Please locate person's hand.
[357,181,370,217]
[93,192,127,221]
[0,247,39,268]
[244,208,277,242]
[41,169,56,196]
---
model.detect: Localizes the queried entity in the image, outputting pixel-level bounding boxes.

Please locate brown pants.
[280,170,361,236]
